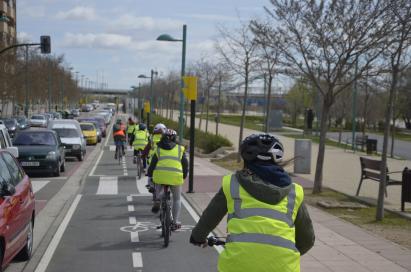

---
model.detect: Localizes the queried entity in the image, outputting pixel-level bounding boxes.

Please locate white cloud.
[17,32,33,42]
[56,6,97,21]
[109,15,183,31]
[19,4,46,18]
[62,33,133,49]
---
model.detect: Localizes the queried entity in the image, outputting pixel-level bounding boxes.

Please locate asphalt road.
[10,114,219,272]
[327,132,411,160]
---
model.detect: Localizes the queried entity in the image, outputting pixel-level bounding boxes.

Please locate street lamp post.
[138,70,158,129]
[157,24,187,144]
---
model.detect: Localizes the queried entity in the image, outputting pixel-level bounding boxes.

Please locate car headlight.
[46,151,57,160]
[73,144,81,150]
[9,126,16,131]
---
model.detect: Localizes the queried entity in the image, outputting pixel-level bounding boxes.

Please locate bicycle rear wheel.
[163,202,171,247]
[117,147,122,165]
[137,154,142,179]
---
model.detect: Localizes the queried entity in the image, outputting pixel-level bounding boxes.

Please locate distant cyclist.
[143,123,167,191]
[147,129,188,230]
[189,134,315,272]
[131,123,150,169]
[113,119,126,159]
[126,117,136,146]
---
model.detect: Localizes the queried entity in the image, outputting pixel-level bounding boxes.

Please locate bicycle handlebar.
[207,236,226,246]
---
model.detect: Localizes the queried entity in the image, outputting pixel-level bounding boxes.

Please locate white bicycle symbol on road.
[120,221,194,233]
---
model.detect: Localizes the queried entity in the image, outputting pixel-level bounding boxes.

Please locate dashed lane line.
[96,176,118,195]
[132,252,143,268]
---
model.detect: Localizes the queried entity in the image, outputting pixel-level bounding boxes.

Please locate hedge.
[150,114,232,154]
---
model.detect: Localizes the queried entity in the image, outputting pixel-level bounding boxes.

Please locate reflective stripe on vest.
[228,176,296,227]
[227,233,298,252]
[153,145,185,185]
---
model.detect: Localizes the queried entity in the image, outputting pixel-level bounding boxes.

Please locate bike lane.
[35,131,219,272]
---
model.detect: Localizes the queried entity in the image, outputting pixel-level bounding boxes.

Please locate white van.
[0,124,19,158]
[48,120,87,161]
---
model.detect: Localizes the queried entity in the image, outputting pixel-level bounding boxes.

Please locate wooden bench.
[345,135,368,152]
[356,157,402,197]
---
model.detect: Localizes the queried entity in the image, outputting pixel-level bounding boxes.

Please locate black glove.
[190,235,207,247]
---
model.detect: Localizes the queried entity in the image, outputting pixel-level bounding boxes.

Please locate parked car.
[48,120,86,161]
[0,150,35,269]
[0,124,19,157]
[1,118,19,138]
[13,130,65,176]
[70,109,80,117]
[15,116,30,130]
[80,122,98,145]
[29,114,47,128]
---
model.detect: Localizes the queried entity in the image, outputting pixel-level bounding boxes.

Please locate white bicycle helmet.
[240,134,284,163]
[153,123,167,134]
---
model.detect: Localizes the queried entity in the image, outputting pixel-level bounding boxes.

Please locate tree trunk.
[237,73,249,163]
[205,87,210,133]
[198,93,205,130]
[216,75,222,135]
[376,67,397,221]
[265,76,273,133]
[391,118,396,158]
[313,98,331,194]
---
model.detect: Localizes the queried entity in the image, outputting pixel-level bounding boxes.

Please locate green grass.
[197,114,265,131]
[285,133,349,149]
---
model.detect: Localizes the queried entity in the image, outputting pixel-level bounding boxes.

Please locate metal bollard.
[294,139,312,174]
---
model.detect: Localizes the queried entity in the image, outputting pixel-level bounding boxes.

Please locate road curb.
[21,142,102,272]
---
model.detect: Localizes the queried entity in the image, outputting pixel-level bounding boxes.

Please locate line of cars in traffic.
[0,105,115,270]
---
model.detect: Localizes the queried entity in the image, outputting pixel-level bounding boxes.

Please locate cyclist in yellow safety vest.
[126,117,136,146]
[147,129,188,231]
[190,134,315,272]
[142,123,167,192]
[131,123,150,169]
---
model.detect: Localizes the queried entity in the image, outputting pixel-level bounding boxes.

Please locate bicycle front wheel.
[163,202,171,247]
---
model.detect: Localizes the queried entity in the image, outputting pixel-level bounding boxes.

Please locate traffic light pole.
[187,99,196,193]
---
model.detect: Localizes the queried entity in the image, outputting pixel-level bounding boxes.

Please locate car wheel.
[60,160,65,172]
[78,152,84,161]
[17,220,33,261]
[54,162,60,177]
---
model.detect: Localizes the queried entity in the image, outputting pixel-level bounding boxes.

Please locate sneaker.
[171,222,181,231]
[114,155,118,160]
[148,186,155,194]
[133,157,137,164]
[151,202,160,213]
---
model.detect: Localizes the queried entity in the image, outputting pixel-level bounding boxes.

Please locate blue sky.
[17,0,269,90]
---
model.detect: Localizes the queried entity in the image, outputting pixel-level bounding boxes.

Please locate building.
[0,0,16,117]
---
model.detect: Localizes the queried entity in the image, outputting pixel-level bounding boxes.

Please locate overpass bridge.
[80,88,131,96]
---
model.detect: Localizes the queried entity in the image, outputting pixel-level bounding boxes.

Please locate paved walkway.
[163,111,411,213]
[183,156,411,271]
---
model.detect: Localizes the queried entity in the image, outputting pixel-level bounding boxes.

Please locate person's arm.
[181,153,188,179]
[294,202,315,255]
[147,154,158,177]
[190,188,227,243]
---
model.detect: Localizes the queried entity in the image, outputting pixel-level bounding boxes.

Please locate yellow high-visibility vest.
[153,145,185,185]
[219,174,304,272]
[132,130,149,150]
[127,124,136,134]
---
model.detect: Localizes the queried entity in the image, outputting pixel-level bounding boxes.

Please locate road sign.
[182,76,198,101]
[144,101,150,113]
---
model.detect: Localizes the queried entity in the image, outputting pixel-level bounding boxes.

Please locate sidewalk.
[183,156,411,271]
[164,111,411,213]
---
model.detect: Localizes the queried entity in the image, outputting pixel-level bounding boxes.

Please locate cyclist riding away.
[189,133,315,272]
[147,129,188,231]
[113,119,126,159]
[131,123,150,169]
[126,117,136,146]
[143,123,167,191]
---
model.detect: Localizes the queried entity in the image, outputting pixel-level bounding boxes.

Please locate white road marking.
[32,180,50,193]
[35,194,82,272]
[128,205,134,212]
[89,149,104,176]
[136,176,150,195]
[127,195,133,202]
[109,145,116,151]
[96,176,118,195]
[132,252,143,268]
[131,231,139,243]
[129,216,137,225]
[181,196,224,254]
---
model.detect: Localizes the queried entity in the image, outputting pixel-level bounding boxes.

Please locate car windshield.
[17,118,26,124]
[14,132,56,146]
[53,128,79,138]
[31,115,45,120]
[81,124,94,131]
[4,119,15,126]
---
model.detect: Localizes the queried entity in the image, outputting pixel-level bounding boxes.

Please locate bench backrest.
[360,157,388,181]
[355,135,368,144]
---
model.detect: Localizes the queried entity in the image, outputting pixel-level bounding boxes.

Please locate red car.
[0,150,35,269]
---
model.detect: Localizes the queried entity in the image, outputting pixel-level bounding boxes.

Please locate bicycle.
[135,149,143,180]
[159,185,173,247]
[115,141,124,165]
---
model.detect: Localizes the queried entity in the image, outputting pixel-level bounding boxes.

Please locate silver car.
[29,114,47,127]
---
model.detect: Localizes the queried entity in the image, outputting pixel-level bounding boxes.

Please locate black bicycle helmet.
[240,134,284,163]
[139,123,147,130]
[163,129,177,143]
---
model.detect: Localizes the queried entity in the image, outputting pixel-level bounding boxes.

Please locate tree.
[376,0,411,220]
[261,0,392,193]
[284,78,313,127]
[216,21,258,162]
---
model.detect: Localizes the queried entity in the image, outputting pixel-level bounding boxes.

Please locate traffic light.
[40,35,51,54]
